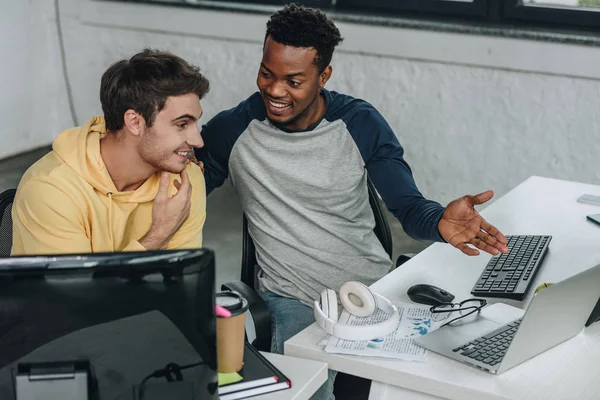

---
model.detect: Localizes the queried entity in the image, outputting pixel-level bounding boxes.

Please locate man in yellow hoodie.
[11,49,209,255]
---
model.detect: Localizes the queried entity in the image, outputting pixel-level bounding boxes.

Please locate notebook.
[218,342,291,399]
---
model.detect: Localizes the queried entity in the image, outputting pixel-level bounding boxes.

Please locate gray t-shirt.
[197,90,444,306]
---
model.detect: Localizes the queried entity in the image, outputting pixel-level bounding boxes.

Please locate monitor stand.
[14,361,95,400]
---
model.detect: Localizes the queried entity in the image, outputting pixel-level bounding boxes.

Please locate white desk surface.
[285,176,600,400]
[258,352,327,400]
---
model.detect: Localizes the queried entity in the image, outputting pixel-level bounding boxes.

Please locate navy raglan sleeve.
[344,105,446,242]
[195,101,254,195]
[195,116,231,195]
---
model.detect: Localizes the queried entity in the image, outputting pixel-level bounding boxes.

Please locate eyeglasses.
[430,298,487,328]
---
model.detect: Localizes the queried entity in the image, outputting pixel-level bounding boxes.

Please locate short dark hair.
[100,49,210,132]
[265,4,343,73]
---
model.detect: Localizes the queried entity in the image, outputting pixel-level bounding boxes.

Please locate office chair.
[0,188,16,256]
[222,178,397,400]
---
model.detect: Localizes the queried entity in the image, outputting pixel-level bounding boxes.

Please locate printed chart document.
[321,302,443,361]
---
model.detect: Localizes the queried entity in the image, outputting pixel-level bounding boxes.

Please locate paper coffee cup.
[215,291,249,373]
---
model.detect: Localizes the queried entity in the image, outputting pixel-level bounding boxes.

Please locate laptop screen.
[0,249,218,400]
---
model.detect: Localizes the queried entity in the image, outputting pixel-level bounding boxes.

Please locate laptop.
[415,263,600,374]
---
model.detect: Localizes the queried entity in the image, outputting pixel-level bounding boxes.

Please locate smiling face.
[257,36,331,130]
[137,93,204,174]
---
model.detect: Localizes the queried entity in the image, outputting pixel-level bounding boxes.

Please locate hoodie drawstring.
[107,192,114,252]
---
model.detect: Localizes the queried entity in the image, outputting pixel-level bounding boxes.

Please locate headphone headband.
[314,290,400,341]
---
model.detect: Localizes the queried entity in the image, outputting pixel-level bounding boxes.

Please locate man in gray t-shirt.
[196,5,508,399]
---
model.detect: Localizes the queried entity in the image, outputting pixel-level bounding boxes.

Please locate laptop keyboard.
[452,319,522,367]
[471,235,552,300]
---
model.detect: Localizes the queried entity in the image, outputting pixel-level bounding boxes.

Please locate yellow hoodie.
[11,116,206,255]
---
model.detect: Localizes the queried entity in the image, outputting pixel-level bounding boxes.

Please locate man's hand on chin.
[438,190,509,256]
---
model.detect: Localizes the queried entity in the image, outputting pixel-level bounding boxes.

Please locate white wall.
[3,0,600,205]
[0,1,72,160]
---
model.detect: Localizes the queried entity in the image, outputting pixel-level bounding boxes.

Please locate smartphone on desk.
[578,194,600,206]
[587,214,600,227]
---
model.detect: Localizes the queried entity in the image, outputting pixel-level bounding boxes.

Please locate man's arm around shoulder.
[195,96,259,195]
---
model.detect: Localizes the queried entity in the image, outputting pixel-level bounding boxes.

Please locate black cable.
[140,361,205,385]
[54,0,79,127]
[178,361,204,370]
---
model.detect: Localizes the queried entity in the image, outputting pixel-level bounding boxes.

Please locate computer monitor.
[0,249,218,400]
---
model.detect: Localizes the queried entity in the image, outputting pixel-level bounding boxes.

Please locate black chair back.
[0,189,16,257]
[241,214,257,289]
[240,177,392,289]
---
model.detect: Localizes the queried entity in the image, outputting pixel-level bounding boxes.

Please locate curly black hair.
[266,3,343,73]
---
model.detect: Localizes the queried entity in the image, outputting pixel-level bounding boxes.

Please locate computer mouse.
[407,284,455,306]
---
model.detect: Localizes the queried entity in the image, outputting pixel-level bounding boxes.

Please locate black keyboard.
[453,318,522,367]
[471,235,552,300]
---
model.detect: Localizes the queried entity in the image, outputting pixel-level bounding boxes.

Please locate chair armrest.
[221,281,272,352]
[395,253,416,268]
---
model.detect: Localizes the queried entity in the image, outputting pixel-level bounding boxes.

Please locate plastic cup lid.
[215,290,249,316]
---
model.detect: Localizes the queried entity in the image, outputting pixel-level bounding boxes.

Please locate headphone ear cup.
[339,281,376,318]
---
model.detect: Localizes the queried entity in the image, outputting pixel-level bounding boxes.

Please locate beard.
[138,128,186,174]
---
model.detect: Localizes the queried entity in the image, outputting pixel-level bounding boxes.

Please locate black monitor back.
[0,249,217,400]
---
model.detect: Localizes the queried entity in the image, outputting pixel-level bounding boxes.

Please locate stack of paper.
[320,302,443,362]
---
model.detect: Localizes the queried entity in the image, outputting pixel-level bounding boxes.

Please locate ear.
[319,65,332,88]
[123,109,145,137]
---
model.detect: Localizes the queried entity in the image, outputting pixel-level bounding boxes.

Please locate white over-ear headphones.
[314,281,400,341]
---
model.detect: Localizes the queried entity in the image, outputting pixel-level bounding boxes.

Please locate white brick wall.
[2,0,599,204]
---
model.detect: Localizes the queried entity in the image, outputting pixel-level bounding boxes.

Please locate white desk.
[258,352,328,400]
[285,176,600,400]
